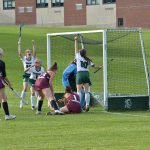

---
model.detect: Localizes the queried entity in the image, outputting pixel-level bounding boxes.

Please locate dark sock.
[37,100,43,111]
[50,100,59,110]
[2,102,9,115]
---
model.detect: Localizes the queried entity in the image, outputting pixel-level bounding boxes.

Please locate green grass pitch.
[0,26,150,150]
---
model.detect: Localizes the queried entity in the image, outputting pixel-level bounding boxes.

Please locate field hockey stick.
[94,59,114,74]
[79,34,84,49]
[18,24,23,43]
[5,80,28,105]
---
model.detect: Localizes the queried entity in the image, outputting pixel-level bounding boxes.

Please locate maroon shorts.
[67,101,82,113]
[0,78,5,89]
[35,78,50,91]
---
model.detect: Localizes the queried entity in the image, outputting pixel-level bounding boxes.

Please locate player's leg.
[30,86,36,110]
[21,80,28,99]
[77,84,83,102]
[20,81,28,108]
[42,88,63,115]
[83,83,90,112]
[20,74,29,108]
[0,88,16,120]
[60,106,69,113]
[36,90,44,114]
[80,88,85,109]
[76,72,84,102]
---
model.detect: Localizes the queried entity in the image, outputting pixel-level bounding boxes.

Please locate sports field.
[0,26,150,150]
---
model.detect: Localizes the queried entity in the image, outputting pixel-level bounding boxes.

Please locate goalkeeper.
[62,59,85,109]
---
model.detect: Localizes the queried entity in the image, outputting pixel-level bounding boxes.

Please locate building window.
[86,0,99,5]
[3,0,15,10]
[118,18,124,27]
[103,0,116,4]
[18,7,25,13]
[51,0,64,7]
[36,0,48,8]
[26,7,33,13]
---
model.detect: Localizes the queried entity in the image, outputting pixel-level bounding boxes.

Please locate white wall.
[0,1,15,24]
[36,3,64,26]
[86,3,116,27]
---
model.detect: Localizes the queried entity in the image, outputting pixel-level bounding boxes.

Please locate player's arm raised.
[74,36,79,53]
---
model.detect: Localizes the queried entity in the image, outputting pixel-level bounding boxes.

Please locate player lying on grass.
[18,39,36,109]
[74,36,97,112]
[57,87,82,114]
[24,58,44,110]
[35,62,64,115]
[0,48,16,120]
[62,59,86,109]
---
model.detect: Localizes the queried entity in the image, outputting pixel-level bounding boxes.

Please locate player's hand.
[74,36,78,40]
[32,40,35,45]
[57,99,63,103]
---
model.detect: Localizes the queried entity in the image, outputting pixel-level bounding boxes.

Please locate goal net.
[47,29,150,111]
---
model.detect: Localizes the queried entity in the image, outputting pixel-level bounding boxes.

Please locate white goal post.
[47,29,150,111]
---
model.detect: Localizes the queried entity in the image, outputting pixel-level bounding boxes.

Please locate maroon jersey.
[35,72,50,91]
[0,60,6,89]
[66,93,82,113]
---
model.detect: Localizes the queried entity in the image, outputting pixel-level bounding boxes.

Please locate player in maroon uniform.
[35,62,63,115]
[0,48,16,120]
[58,87,82,114]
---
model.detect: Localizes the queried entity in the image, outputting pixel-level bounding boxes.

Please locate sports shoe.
[85,106,90,112]
[20,100,23,109]
[46,110,64,115]
[31,106,36,110]
[36,111,41,115]
[5,114,16,120]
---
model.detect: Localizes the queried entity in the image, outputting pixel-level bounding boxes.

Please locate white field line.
[102,111,150,118]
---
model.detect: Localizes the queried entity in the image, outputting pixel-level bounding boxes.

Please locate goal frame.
[46,29,150,111]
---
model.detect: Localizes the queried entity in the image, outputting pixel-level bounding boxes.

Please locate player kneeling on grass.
[0,48,16,120]
[35,62,64,115]
[58,87,82,114]
[24,58,44,110]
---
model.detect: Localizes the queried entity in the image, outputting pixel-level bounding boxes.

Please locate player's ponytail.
[49,62,58,71]
[80,49,92,64]
[65,86,72,94]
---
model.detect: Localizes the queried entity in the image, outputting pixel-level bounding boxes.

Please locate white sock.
[88,87,90,92]
[85,92,90,106]
[77,91,82,102]
[31,96,35,107]
[21,91,26,99]
[35,91,38,97]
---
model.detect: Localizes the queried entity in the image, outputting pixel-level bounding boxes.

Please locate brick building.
[1,0,150,28]
[116,0,150,28]
[0,0,116,26]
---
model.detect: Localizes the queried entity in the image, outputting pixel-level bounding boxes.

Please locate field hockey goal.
[47,29,150,111]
